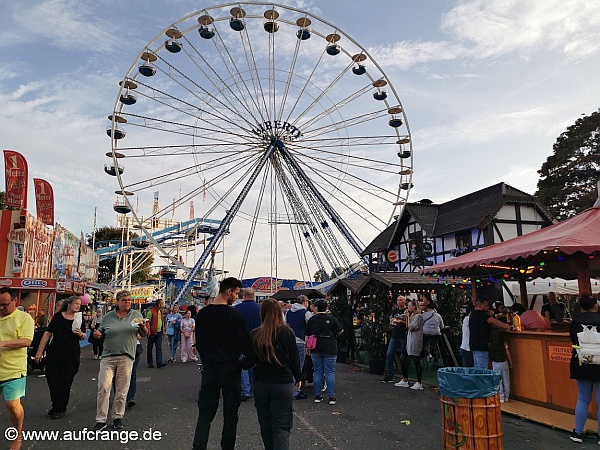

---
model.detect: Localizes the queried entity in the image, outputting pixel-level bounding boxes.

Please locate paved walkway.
[0,344,590,449]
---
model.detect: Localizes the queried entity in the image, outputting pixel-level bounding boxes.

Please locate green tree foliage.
[313,269,330,282]
[0,191,17,210]
[536,109,600,220]
[88,226,154,285]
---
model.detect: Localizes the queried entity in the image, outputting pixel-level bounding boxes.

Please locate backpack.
[575,325,600,365]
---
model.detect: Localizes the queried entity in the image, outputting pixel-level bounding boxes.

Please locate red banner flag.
[3,150,28,209]
[33,178,54,226]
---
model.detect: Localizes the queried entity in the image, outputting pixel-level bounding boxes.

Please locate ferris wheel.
[106,2,414,298]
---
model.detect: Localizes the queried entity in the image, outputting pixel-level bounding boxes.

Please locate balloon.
[80,293,91,305]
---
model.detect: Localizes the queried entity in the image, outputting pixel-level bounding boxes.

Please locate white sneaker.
[410,382,423,390]
[500,399,505,404]
[394,380,410,388]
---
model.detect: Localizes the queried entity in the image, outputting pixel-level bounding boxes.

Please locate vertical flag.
[33,178,54,225]
[3,150,28,208]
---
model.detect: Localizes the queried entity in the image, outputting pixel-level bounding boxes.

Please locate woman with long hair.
[395,299,424,390]
[35,296,86,419]
[251,298,301,450]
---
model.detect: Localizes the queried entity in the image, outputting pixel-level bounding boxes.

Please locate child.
[489,327,513,403]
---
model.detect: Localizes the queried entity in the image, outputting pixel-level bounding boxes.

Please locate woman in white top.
[460,304,474,367]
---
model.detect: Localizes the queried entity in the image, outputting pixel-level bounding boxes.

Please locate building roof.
[362,183,554,256]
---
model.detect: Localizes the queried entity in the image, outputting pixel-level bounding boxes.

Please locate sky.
[1,0,598,281]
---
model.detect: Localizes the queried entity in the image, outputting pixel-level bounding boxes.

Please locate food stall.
[421,204,600,428]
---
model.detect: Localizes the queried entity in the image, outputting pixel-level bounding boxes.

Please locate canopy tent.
[506,278,600,297]
[421,205,600,295]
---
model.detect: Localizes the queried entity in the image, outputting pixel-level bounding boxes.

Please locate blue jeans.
[147,333,163,366]
[193,361,242,450]
[127,344,142,403]
[460,348,474,367]
[575,379,600,434]
[473,351,489,369]
[254,380,294,450]
[241,368,254,397]
[385,337,406,379]
[311,353,336,398]
[295,339,306,386]
[168,334,179,361]
[492,361,510,401]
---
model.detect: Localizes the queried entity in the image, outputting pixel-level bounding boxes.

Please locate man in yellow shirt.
[0,287,35,450]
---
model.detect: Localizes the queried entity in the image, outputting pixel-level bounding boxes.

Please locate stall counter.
[506,330,597,419]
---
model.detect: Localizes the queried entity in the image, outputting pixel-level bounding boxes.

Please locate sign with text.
[3,150,28,208]
[33,178,54,226]
[549,345,571,363]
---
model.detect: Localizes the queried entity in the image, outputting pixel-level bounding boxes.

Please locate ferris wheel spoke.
[180,35,264,127]
[300,109,389,139]
[125,79,258,139]
[116,144,246,158]
[296,83,373,131]
[288,60,354,127]
[275,28,303,124]
[207,28,269,125]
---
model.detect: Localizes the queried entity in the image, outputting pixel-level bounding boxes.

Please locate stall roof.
[328,276,369,294]
[271,289,324,301]
[357,272,438,294]
[421,205,600,277]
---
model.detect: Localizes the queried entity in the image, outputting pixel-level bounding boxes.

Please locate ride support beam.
[173,142,278,303]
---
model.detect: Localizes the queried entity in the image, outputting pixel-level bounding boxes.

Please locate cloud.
[413,106,553,151]
[1,0,121,53]
[368,41,464,69]
[441,0,600,59]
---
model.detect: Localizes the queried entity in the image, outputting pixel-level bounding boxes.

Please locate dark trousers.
[46,356,79,412]
[193,362,242,450]
[127,344,142,402]
[400,355,422,383]
[253,380,294,450]
[147,333,163,365]
[92,342,103,357]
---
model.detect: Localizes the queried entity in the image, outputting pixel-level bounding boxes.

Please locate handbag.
[306,335,317,350]
[575,325,600,365]
[166,326,175,336]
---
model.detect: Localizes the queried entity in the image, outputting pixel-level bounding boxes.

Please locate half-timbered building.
[362,182,554,273]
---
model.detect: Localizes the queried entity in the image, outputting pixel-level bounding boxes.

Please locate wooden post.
[575,254,593,295]
[518,275,529,308]
[471,279,478,304]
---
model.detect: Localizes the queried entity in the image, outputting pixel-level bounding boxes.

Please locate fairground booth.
[421,203,600,431]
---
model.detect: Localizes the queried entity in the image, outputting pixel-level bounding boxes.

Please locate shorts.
[0,376,26,401]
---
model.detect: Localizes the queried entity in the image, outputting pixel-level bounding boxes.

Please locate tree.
[330,266,346,279]
[313,269,330,283]
[88,226,154,285]
[536,109,600,220]
[0,191,17,211]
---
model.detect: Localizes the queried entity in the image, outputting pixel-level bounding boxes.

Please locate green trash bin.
[437,367,503,449]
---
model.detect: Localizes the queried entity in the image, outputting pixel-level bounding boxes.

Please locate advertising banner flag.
[33,178,54,225]
[3,150,28,209]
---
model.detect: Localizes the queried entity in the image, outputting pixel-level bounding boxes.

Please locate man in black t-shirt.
[470,298,514,369]
[382,296,407,383]
[192,277,253,450]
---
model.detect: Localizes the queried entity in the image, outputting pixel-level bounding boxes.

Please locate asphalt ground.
[0,343,594,449]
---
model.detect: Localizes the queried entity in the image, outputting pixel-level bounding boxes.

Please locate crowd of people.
[2,278,599,449]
